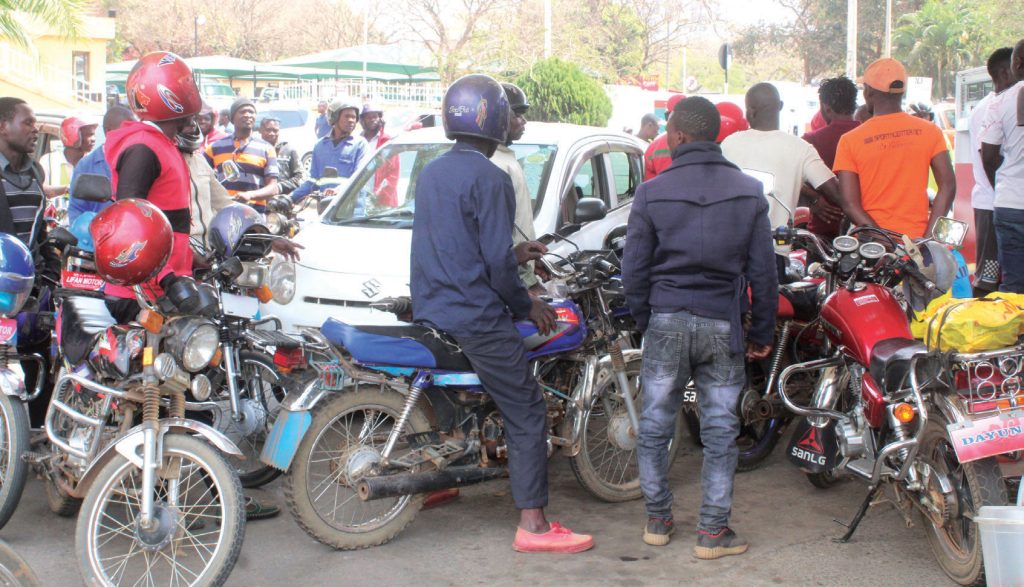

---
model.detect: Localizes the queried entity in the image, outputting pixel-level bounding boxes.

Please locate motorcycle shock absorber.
[609,342,640,437]
[763,320,792,399]
[382,371,432,462]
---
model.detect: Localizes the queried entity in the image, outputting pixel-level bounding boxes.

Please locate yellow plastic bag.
[922,297,1024,352]
[911,291,955,340]
[985,292,1024,334]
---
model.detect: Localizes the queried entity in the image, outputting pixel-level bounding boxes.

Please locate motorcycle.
[261,203,682,550]
[776,217,1010,586]
[260,166,345,236]
[38,212,245,585]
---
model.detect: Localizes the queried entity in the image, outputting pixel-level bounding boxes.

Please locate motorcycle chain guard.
[787,418,840,473]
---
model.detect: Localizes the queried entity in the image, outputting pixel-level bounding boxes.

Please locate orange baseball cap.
[858,58,907,94]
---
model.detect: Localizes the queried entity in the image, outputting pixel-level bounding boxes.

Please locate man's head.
[442,74,510,158]
[218,109,230,128]
[744,83,782,131]
[229,98,256,133]
[666,96,720,151]
[102,105,136,134]
[60,117,99,155]
[1012,39,1024,81]
[317,100,328,115]
[501,82,529,145]
[860,57,906,113]
[0,98,38,158]
[637,113,660,141]
[359,103,384,138]
[989,47,1015,92]
[328,98,360,139]
[197,103,217,136]
[259,117,281,146]
[817,76,858,123]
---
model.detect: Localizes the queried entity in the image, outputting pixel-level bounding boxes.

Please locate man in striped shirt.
[205,98,279,205]
[0,97,45,248]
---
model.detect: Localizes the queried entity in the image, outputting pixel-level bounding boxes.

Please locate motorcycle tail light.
[274,347,307,372]
[893,402,916,423]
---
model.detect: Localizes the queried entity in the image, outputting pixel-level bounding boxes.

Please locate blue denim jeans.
[637,310,745,531]
[995,207,1024,293]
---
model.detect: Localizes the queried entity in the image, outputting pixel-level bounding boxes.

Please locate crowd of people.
[0,41,1022,563]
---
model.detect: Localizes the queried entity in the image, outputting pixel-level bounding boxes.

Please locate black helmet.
[603,225,628,261]
[501,82,529,115]
[442,74,510,144]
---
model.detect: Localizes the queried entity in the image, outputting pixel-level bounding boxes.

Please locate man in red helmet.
[101,51,202,323]
[41,116,98,196]
[644,94,685,180]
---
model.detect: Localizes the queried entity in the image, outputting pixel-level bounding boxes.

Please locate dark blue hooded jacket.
[622,141,778,352]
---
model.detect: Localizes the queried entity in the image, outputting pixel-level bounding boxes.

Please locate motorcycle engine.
[481,411,506,460]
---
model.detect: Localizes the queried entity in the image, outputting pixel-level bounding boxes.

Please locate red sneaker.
[512,522,594,554]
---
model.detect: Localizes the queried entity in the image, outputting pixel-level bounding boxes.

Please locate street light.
[194,14,206,57]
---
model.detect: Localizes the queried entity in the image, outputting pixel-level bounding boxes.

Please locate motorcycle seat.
[61,296,117,365]
[869,337,927,393]
[321,318,472,372]
[780,282,819,322]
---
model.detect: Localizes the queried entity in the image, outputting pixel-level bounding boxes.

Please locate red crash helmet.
[90,199,173,286]
[715,102,749,142]
[125,52,202,122]
[60,117,98,148]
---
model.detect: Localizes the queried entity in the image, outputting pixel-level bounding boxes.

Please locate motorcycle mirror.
[47,227,79,249]
[69,173,112,203]
[220,160,242,183]
[931,217,967,247]
[322,166,339,179]
[794,206,811,227]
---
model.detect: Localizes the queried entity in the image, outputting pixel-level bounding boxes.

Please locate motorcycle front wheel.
[0,392,29,530]
[283,386,430,550]
[918,413,1007,587]
[76,434,245,587]
[570,359,683,502]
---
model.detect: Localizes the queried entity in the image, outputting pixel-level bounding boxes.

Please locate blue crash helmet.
[0,234,34,316]
[442,74,510,145]
[206,203,268,257]
[70,211,97,252]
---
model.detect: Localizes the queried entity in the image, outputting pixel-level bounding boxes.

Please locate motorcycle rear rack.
[244,328,302,350]
[943,345,1024,416]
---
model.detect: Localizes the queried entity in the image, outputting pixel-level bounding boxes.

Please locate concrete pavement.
[3,433,961,586]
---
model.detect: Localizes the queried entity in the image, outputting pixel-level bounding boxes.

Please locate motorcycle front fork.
[220,340,244,422]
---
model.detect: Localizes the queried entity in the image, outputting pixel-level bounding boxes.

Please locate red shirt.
[369,131,400,208]
[801,119,860,237]
[644,133,671,180]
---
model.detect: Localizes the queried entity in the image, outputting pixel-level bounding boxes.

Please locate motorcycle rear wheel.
[76,434,245,587]
[918,414,1007,587]
[0,392,29,531]
[283,386,430,550]
[570,359,682,502]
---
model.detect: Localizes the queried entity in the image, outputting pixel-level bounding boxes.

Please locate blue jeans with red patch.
[637,310,745,532]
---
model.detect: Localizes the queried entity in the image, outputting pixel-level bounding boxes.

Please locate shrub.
[514,58,613,127]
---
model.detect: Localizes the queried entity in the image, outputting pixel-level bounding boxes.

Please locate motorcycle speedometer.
[859,242,886,260]
[832,235,859,254]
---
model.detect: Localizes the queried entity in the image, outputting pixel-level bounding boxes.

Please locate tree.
[894,0,984,99]
[514,57,612,126]
[0,0,84,49]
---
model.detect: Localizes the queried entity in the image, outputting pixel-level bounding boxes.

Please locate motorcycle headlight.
[268,254,296,305]
[164,317,219,372]
[234,261,267,289]
[265,212,284,235]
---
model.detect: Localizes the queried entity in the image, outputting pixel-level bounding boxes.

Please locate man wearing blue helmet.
[411,74,593,554]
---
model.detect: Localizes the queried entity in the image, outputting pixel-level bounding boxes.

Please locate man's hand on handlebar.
[271,239,304,262]
[529,299,557,335]
[514,240,548,264]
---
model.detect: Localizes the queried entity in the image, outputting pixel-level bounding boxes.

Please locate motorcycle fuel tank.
[516,299,587,360]
[819,284,912,366]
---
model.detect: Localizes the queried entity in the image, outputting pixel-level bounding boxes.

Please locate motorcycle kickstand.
[832,483,883,543]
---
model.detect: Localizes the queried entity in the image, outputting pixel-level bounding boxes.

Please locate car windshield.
[325,142,558,229]
[202,84,234,97]
[255,110,307,128]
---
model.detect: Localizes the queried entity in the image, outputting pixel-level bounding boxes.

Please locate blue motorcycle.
[261,246,683,550]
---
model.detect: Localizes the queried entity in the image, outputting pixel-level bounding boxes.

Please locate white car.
[265,122,646,333]
[254,105,318,172]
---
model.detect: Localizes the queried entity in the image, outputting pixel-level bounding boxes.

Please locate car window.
[561,154,607,226]
[509,144,557,215]
[202,84,234,97]
[607,150,641,206]
[255,110,308,129]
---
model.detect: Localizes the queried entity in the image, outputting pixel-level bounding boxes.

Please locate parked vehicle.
[777,218,1009,586]
[264,123,646,333]
[254,105,318,173]
[261,221,682,549]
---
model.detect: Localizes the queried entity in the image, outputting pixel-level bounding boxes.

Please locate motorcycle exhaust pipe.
[357,466,508,501]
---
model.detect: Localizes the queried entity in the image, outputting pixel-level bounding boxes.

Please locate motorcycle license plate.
[0,318,16,345]
[947,413,1024,463]
[61,270,104,291]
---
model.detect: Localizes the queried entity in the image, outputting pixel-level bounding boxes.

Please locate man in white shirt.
[721,83,843,275]
[982,39,1024,293]
[970,48,1014,295]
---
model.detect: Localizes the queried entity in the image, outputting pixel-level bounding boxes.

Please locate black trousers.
[453,325,548,510]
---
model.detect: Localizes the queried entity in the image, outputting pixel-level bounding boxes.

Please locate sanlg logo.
[109,241,147,268]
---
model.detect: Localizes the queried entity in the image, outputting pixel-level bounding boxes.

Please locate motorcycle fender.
[260,408,312,472]
[787,418,840,473]
[76,418,244,497]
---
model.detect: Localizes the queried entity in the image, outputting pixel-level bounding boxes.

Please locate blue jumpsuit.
[410,142,548,509]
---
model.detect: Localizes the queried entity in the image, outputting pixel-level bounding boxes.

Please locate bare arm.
[926,150,956,235]
[981,142,1003,189]
[836,171,878,228]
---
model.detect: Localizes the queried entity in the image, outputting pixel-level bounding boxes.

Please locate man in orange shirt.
[833,58,955,238]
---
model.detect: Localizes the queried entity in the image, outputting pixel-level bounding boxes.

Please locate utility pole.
[846,0,858,79]
[883,0,892,57]
[543,0,552,59]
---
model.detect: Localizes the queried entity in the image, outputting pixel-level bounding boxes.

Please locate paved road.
[4,433,963,586]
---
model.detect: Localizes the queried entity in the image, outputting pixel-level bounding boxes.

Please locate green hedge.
[514,58,612,127]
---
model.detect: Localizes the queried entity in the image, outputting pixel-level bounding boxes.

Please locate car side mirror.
[574,198,607,223]
[70,173,112,202]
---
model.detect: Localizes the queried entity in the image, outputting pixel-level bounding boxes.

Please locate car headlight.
[268,254,296,305]
[265,212,284,235]
[164,317,219,372]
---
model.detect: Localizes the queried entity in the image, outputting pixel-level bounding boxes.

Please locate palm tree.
[894,0,981,99]
[0,0,85,49]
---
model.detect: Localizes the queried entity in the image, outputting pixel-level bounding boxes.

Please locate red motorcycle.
[778,219,1015,586]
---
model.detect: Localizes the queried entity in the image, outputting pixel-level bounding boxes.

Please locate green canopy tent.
[272,44,439,82]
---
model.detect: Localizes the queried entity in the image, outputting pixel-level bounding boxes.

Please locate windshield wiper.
[337,209,415,225]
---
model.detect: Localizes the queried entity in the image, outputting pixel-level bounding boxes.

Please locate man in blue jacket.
[67,106,135,223]
[411,74,593,554]
[623,96,778,558]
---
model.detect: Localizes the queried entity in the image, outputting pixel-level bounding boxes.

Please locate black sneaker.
[642,517,675,546]
[694,527,748,559]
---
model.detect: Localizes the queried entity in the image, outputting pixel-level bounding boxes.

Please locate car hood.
[294,221,412,276]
